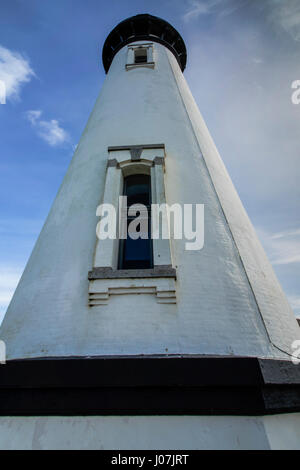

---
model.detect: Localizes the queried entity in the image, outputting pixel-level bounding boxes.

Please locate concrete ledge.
[126,62,155,70]
[88,265,176,280]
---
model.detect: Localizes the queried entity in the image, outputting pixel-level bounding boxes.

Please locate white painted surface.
[0,416,269,450]
[264,413,300,450]
[0,41,299,359]
[0,414,299,450]
[94,164,122,268]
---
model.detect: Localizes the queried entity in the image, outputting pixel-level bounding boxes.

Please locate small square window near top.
[134,48,148,64]
[126,44,154,70]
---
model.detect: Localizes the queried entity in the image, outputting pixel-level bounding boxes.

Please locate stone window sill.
[126,62,155,70]
[88,265,176,280]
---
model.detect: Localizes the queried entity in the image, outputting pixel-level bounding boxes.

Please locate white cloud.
[26,109,70,147]
[0,266,22,326]
[38,119,69,146]
[252,57,263,64]
[0,45,35,101]
[265,0,300,41]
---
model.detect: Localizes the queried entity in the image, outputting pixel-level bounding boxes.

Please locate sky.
[0,0,299,323]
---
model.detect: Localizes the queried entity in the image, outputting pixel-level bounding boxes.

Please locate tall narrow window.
[134,48,148,64]
[119,174,153,269]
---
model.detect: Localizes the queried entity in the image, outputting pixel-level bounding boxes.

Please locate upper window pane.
[126,44,154,70]
[119,174,153,270]
[125,174,151,207]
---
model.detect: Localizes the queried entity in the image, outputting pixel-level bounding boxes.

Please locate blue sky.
[0,0,300,323]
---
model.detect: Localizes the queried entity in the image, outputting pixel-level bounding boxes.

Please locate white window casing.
[126,43,155,70]
[88,144,176,306]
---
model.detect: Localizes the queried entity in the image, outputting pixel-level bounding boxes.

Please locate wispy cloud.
[27,109,42,125]
[26,109,70,147]
[288,295,300,317]
[265,0,300,42]
[0,45,35,101]
[0,266,22,326]
[183,0,214,22]
[258,227,300,266]
[256,228,300,317]
[182,0,245,23]
[183,0,300,37]
[271,228,300,240]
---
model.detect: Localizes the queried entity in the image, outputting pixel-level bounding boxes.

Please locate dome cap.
[102,14,187,73]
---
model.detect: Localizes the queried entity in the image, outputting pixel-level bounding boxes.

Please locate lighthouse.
[0,14,300,450]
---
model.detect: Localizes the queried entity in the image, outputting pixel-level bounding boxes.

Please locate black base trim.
[0,355,299,416]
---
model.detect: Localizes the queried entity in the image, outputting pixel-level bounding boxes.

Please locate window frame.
[88,144,176,306]
[126,43,155,70]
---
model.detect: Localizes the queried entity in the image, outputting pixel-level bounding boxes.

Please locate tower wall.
[1,41,299,360]
[1,414,300,450]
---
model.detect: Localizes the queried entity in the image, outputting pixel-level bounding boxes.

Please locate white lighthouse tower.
[0,14,300,450]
